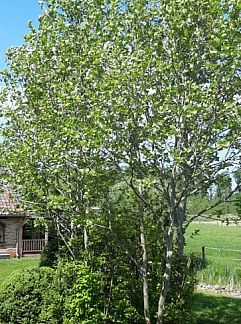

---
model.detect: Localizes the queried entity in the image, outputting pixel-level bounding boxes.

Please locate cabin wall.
[0,217,23,257]
[0,216,46,257]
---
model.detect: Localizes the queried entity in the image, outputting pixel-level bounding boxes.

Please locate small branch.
[56,218,75,259]
[129,177,160,221]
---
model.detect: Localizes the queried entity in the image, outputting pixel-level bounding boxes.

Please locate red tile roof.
[0,186,22,215]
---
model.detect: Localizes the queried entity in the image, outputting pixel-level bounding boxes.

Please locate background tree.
[215,172,232,199]
[234,169,241,193]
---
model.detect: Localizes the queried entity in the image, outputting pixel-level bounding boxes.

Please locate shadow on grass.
[193,291,241,324]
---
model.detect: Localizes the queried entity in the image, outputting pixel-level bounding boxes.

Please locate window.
[0,222,5,243]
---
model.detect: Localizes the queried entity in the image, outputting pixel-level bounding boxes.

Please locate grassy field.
[185,224,241,287]
[192,290,241,323]
[0,258,39,283]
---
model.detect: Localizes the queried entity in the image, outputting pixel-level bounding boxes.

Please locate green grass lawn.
[192,290,241,324]
[0,258,39,283]
[185,224,241,287]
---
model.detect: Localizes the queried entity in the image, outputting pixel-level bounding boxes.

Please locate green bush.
[56,261,105,324]
[40,238,60,268]
[0,261,142,324]
[52,261,142,323]
[0,266,56,324]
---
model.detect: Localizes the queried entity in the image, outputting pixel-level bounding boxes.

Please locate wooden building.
[0,186,48,258]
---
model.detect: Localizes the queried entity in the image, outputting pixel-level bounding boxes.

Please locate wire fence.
[195,246,241,288]
[205,247,240,252]
[193,220,241,227]
[201,246,241,262]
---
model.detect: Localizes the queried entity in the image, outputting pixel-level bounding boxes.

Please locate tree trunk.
[83,227,88,250]
[176,224,184,259]
[84,206,89,250]
[156,222,174,324]
[139,198,151,324]
[176,199,186,259]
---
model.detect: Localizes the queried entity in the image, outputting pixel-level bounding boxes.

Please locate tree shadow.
[192,292,241,323]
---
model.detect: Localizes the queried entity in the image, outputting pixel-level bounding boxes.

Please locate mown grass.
[192,290,241,323]
[185,224,241,287]
[0,258,39,284]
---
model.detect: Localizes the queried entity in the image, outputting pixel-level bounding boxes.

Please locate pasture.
[185,223,241,287]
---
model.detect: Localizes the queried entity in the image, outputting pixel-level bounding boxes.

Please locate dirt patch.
[197,283,241,298]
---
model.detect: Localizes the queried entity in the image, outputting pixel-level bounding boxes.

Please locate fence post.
[201,246,206,264]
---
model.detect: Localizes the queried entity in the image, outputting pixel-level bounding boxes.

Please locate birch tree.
[94,1,241,321]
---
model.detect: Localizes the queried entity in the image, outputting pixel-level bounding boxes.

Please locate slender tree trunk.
[56,217,75,259]
[176,199,186,259]
[139,198,151,324]
[83,227,88,250]
[133,139,151,323]
[104,275,114,322]
[156,221,174,324]
[84,206,89,250]
[176,224,184,259]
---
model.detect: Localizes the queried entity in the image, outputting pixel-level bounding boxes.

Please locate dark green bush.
[0,257,196,324]
[40,237,60,268]
[55,261,104,323]
[0,266,56,324]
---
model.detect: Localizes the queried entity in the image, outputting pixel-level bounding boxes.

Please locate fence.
[197,245,241,287]
[201,245,241,262]
[22,239,46,253]
[194,220,241,227]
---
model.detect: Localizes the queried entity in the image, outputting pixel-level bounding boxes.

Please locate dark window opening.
[0,222,5,243]
[23,220,44,240]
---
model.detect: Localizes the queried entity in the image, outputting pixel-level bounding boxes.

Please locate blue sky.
[0,0,41,70]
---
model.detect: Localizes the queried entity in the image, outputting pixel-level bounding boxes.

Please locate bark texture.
[156,221,174,324]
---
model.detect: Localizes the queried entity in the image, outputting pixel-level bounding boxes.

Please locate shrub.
[57,261,105,323]
[49,260,142,323]
[40,238,60,268]
[0,266,56,324]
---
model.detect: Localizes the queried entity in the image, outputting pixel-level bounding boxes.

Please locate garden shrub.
[0,266,56,324]
[57,261,105,323]
[44,260,142,324]
[40,237,60,268]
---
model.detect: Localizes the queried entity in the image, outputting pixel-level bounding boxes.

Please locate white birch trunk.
[156,221,174,324]
[139,198,151,324]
